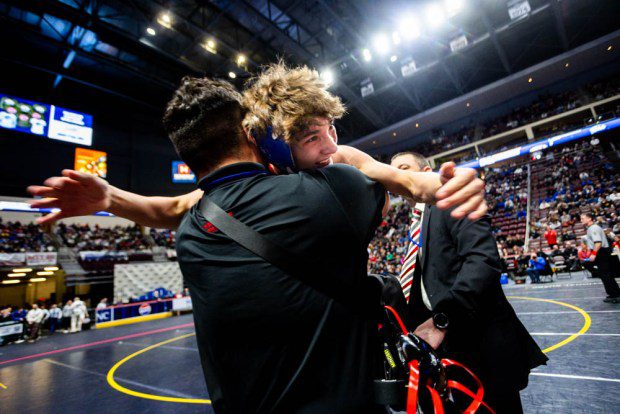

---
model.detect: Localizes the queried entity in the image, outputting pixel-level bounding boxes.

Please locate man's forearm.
[109,187,203,229]
[334,145,440,202]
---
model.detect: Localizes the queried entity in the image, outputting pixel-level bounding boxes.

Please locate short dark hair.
[581,212,594,220]
[390,151,430,169]
[163,76,247,174]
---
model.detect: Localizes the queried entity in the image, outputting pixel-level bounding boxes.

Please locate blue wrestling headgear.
[252,125,297,173]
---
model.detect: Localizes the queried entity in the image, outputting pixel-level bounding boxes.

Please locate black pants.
[593,248,620,297]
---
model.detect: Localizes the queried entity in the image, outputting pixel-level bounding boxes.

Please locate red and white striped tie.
[399,204,424,303]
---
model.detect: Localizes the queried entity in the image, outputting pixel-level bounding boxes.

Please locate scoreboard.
[0,94,93,146]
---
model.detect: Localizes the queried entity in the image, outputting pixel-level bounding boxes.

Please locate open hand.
[27,170,112,225]
[435,162,487,220]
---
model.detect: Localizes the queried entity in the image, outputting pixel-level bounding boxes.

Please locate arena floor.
[0,274,618,414]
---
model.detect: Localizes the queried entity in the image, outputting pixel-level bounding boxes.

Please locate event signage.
[459,117,620,169]
[508,0,531,21]
[0,321,23,338]
[26,252,57,266]
[0,94,93,145]
[75,148,107,178]
[172,161,196,183]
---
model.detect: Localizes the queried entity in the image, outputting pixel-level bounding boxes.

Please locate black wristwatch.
[432,312,449,330]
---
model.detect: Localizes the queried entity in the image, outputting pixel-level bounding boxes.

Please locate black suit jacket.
[408,205,548,392]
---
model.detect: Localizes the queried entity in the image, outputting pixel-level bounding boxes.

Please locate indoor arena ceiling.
[1,0,619,142]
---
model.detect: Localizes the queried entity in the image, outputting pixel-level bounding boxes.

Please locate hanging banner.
[360,78,374,98]
[26,252,57,266]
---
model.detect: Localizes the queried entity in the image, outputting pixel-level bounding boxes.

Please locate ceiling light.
[157,12,172,29]
[425,4,446,29]
[415,122,420,128]
[392,132,397,137]
[36,271,54,276]
[13,268,32,273]
[445,0,465,17]
[320,68,335,86]
[30,278,46,282]
[237,54,246,65]
[8,273,26,277]
[372,33,391,55]
[44,266,59,271]
[528,77,533,83]
[466,102,470,107]
[228,72,236,79]
[398,15,422,40]
[362,48,372,62]
[203,39,217,54]
[392,31,401,45]
[146,27,156,36]
[607,45,613,51]
[2,280,20,284]
[390,55,398,62]
[564,62,570,68]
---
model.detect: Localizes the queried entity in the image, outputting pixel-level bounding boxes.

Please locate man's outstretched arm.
[333,145,487,220]
[27,170,202,229]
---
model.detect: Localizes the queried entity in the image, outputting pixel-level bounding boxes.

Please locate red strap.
[407,361,420,414]
[384,305,408,335]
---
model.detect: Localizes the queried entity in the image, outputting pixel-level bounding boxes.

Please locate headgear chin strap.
[252,125,297,173]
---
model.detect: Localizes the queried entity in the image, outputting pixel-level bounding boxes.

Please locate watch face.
[433,313,449,329]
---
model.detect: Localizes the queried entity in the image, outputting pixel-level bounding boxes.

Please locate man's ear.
[244,127,256,145]
[423,166,433,172]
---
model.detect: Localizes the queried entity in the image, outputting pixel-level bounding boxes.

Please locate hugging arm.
[28,170,202,229]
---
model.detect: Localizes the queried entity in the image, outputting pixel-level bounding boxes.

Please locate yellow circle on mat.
[507,296,592,353]
[107,296,590,404]
[107,332,210,404]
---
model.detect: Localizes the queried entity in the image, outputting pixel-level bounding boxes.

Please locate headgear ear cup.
[252,125,297,173]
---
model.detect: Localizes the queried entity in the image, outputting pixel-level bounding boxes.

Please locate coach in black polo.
[164,77,387,413]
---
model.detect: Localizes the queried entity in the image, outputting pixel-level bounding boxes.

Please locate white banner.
[401,57,417,77]
[508,0,531,21]
[0,253,26,266]
[360,78,374,98]
[450,35,468,53]
[0,321,24,338]
[172,297,193,311]
[26,252,57,266]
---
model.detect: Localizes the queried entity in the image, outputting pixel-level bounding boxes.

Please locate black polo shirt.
[176,162,385,414]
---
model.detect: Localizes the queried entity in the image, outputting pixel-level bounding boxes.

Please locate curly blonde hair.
[242,63,345,143]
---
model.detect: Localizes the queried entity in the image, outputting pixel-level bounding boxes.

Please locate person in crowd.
[526,252,547,284]
[96,298,108,309]
[61,300,73,333]
[581,213,620,302]
[26,304,45,342]
[544,225,558,248]
[40,304,50,333]
[11,306,28,343]
[70,297,86,333]
[48,304,62,335]
[390,151,547,413]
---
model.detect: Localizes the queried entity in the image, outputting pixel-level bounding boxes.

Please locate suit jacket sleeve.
[431,210,502,322]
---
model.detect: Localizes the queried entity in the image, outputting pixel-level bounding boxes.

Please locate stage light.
[203,39,217,54]
[392,31,401,45]
[237,54,246,65]
[228,72,236,79]
[8,273,26,277]
[146,27,156,36]
[44,266,59,271]
[415,122,420,128]
[13,268,32,273]
[564,62,570,68]
[398,15,422,40]
[607,45,613,51]
[528,77,533,83]
[466,102,471,107]
[207,39,216,49]
[36,271,54,276]
[320,69,335,86]
[2,280,19,284]
[390,55,398,62]
[392,132,397,137]
[362,48,372,62]
[372,33,391,55]
[425,4,446,29]
[445,0,465,17]
[157,12,172,29]
[30,278,46,282]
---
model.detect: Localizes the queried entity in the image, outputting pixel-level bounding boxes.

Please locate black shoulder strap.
[199,197,382,318]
